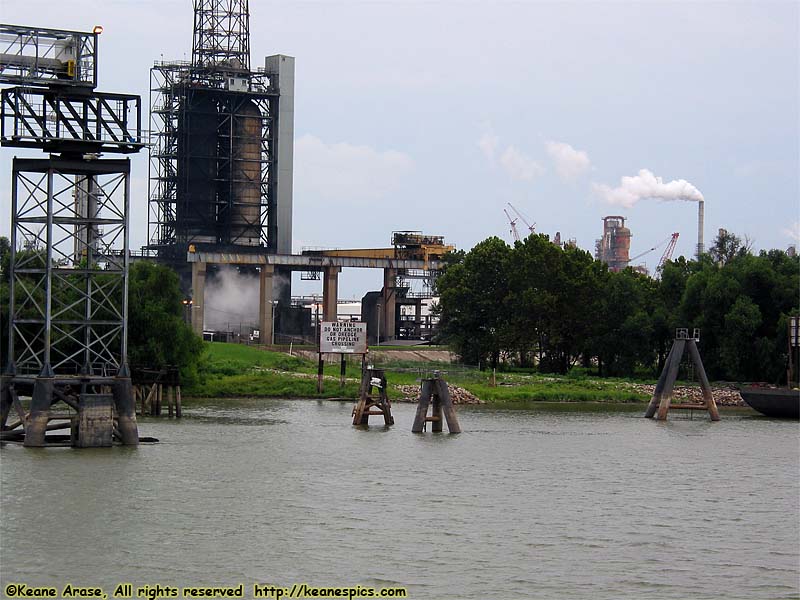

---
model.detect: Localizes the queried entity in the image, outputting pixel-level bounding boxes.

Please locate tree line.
[434,231,799,383]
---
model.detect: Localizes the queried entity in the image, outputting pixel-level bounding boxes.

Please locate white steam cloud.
[499,146,545,181]
[783,221,800,242]
[478,132,544,181]
[545,141,591,181]
[478,132,499,163]
[593,169,704,208]
[204,266,260,333]
[294,134,414,204]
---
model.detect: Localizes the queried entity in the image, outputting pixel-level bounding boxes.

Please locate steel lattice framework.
[0,24,97,88]
[192,0,251,73]
[1,86,141,153]
[148,0,279,259]
[147,63,277,257]
[1,23,142,445]
[9,157,131,375]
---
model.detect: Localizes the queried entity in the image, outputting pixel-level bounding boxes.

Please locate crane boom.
[507,202,535,233]
[628,234,674,263]
[657,233,680,271]
[503,208,520,242]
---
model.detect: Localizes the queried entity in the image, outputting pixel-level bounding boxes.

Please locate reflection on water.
[1,400,798,599]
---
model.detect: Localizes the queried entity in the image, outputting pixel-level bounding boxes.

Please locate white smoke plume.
[593,169,704,208]
[478,132,500,163]
[204,266,260,333]
[478,132,544,181]
[545,141,591,181]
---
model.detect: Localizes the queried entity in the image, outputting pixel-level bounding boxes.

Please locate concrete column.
[415,299,422,338]
[265,55,295,256]
[382,268,397,341]
[191,261,206,336]
[259,265,275,345]
[322,267,340,322]
[25,363,54,447]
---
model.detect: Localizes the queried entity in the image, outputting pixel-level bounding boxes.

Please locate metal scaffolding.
[9,157,131,375]
[147,61,277,256]
[192,0,251,74]
[147,0,283,260]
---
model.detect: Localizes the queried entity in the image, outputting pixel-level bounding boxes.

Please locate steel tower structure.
[0,24,143,446]
[148,0,294,263]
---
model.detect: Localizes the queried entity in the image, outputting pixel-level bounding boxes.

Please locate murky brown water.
[1,401,798,599]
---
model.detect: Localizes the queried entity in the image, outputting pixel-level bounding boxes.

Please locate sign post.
[317,321,368,393]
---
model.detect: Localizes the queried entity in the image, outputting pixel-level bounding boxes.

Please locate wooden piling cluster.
[645,328,720,421]
[352,367,394,426]
[132,367,181,418]
[412,373,461,433]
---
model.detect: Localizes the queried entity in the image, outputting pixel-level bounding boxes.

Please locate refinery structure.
[148,0,294,275]
[141,0,455,346]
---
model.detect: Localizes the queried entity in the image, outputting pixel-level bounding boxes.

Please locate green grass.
[188,342,360,398]
[201,342,307,375]
[462,382,647,403]
[186,342,653,404]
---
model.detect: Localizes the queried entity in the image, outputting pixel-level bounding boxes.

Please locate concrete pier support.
[259,265,275,345]
[191,261,206,336]
[113,363,139,445]
[24,364,54,447]
[381,268,397,341]
[322,267,340,322]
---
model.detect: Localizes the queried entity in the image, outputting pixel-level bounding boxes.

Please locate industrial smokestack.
[696,200,704,259]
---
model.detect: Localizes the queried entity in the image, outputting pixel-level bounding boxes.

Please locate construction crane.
[627,232,680,270]
[504,208,521,242]
[507,202,536,234]
[657,232,680,272]
[629,234,672,263]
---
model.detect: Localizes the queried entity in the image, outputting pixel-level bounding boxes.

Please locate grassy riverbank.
[185,343,653,404]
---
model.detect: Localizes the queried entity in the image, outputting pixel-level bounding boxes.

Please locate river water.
[1,401,798,599]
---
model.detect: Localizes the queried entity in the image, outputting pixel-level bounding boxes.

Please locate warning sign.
[320,321,367,354]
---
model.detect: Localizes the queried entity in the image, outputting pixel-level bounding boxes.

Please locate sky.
[1,0,798,300]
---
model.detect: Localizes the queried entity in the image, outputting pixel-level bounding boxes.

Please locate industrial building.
[143,1,450,345]
[148,0,295,299]
[595,216,631,272]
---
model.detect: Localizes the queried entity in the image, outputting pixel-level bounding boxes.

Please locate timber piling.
[645,328,720,421]
[412,372,461,433]
[352,367,394,426]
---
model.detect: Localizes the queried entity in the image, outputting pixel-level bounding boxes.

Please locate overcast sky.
[1,0,798,298]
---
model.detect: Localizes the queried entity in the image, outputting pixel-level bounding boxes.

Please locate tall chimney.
[696,199,704,259]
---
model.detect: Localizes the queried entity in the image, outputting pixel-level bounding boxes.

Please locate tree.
[720,296,762,379]
[709,229,747,267]
[678,232,799,381]
[590,268,655,377]
[436,237,512,369]
[128,262,205,385]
